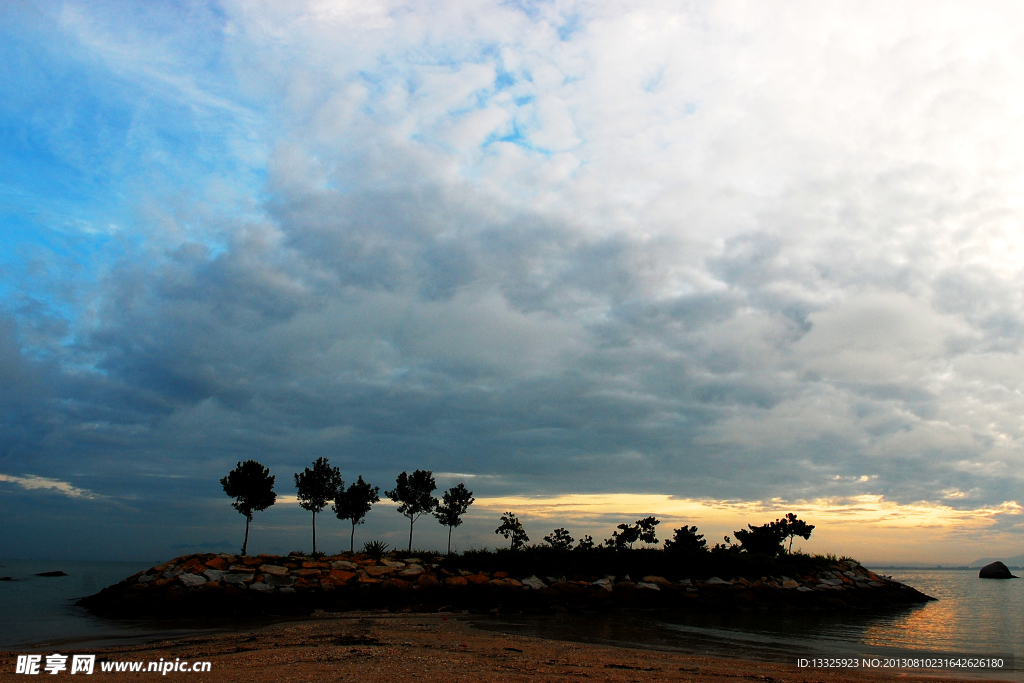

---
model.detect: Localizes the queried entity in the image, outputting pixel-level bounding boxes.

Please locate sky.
[2,0,1024,564]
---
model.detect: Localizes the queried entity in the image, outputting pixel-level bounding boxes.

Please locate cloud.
[473,493,1024,563]
[4,0,1024,561]
[0,473,105,500]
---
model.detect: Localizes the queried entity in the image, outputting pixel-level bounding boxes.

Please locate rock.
[398,565,425,578]
[223,573,254,584]
[381,560,406,568]
[522,576,547,590]
[260,565,289,576]
[35,571,68,577]
[675,579,692,586]
[328,570,357,583]
[294,568,322,577]
[490,578,522,588]
[705,577,730,585]
[979,561,1018,579]
[331,561,358,571]
[782,580,799,589]
[613,581,636,592]
[546,576,566,585]
[0,577,12,581]
[466,574,490,585]
[636,582,661,591]
[137,574,155,584]
[203,570,227,582]
[249,582,274,592]
[302,561,328,569]
[179,560,206,574]
[416,574,441,589]
[382,578,412,591]
[178,573,206,587]
[591,578,613,591]
[162,567,182,579]
[641,575,672,588]
[796,586,813,592]
[364,566,394,577]
[204,557,230,571]
[445,576,468,587]
[228,565,255,574]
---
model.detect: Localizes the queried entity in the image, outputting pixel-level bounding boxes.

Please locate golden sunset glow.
[471,494,1024,564]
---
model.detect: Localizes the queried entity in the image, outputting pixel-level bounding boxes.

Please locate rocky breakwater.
[78,554,933,619]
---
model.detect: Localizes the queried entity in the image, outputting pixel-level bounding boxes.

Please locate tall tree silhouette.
[386,470,437,552]
[776,513,815,553]
[495,512,529,550]
[433,483,475,554]
[333,476,380,553]
[220,460,277,556]
[294,458,342,555]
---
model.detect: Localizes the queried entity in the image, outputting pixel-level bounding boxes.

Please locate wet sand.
[1,611,1012,682]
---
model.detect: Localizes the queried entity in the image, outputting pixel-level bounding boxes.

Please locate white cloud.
[0,474,105,501]
[8,0,1024,559]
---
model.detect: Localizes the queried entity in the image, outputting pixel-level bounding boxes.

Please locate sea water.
[3,562,1023,676]
[476,569,1024,678]
[0,559,219,651]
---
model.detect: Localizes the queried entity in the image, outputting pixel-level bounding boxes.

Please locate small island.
[78,548,932,619]
[80,464,934,619]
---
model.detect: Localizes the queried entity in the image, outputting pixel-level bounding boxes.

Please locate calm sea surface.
[2,562,1022,677]
[0,559,227,651]
[474,569,1024,678]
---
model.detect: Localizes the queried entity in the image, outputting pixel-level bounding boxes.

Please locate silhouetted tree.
[333,476,380,553]
[663,524,708,556]
[733,521,787,556]
[220,460,277,556]
[495,512,529,550]
[543,527,574,550]
[606,516,660,549]
[712,535,740,555]
[575,535,595,551]
[294,458,342,556]
[386,470,437,552]
[433,483,475,554]
[776,513,815,553]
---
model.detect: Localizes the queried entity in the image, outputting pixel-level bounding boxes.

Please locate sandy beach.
[1,612,1010,682]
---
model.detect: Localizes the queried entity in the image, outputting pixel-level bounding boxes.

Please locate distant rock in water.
[35,571,68,577]
[0,577,12,582]
[978,561,1017,579]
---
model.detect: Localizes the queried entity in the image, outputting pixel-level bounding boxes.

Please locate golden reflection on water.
[861,602,956,650]
[865,570,1024,655]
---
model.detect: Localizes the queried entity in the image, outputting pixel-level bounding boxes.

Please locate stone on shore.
[979,561,1018,579]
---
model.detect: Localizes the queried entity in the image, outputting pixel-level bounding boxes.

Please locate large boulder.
[979,561,1017,579]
